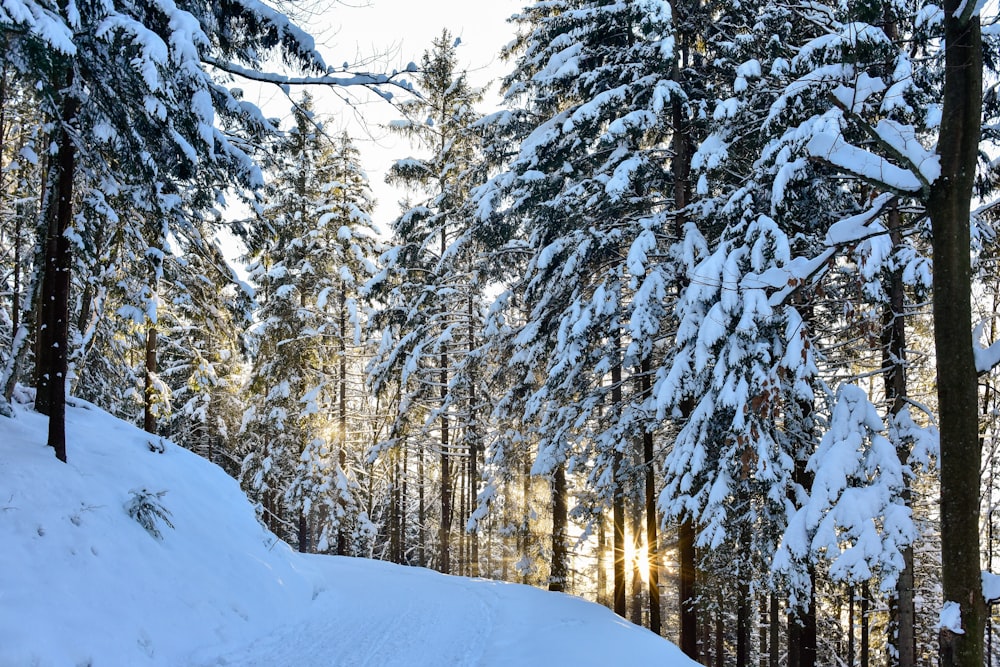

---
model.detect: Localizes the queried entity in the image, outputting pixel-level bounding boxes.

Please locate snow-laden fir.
[0,393,694,666]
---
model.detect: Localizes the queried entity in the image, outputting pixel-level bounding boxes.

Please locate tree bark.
[929,3,986,666]
[40,65,77,462]
[549,459,568,592]
[679,517,698,659]
[641,357,662,634]
[142,320,157,434]
[883,203,916,667]
[737,580,750,667]
[612,353,626,617]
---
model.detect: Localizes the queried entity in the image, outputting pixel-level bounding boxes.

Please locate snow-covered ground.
[0,395,693,666]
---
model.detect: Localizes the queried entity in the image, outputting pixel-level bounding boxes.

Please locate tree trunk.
[39,66,77,462]
[930,3,986,667]
[439,230,452,574]
[737,580,750,667]
[861,580,870,667]
[142,320,157,434]
[630,501,644,626]
[468,292,479,577]
[338,280,349,556]
[679,517,698,659]
[641,357,662,634]
[882,203,916,667]
[769,594,779,667]
[549,459,568,592]
[612,353,626,617]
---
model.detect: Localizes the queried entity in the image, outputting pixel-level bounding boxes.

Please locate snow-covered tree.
[367,29,486,574]
[469,0,681,621]
[242,97,379,554]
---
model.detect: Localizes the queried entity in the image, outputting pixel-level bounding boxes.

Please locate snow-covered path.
[195,555,685,666]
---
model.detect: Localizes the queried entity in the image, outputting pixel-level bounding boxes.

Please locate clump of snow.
[0,396,693,666]
[937,601,965,635]
[983,571,1000,603]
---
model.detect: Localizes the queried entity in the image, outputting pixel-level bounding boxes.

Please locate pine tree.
[367,29,485,574]
[471,0,677,620]
[242,96,378,554]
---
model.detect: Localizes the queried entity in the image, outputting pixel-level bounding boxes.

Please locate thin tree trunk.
[338,280,349,556]
[737,580,750,667]
[612,351,626,617]
[549,459,568,592]
[630,501,644,626]
[848,585,856,666]
[597,511,609,607]
[882,203,916,667]
[142,320,157,434]
[641,357,662,634]
[930,2,986,666]
[679,516,698,659]
[769,594,779,667]
[468,292,479,577]
[861,580,870,667]
[439,231,452,574]
[715,591,725,667]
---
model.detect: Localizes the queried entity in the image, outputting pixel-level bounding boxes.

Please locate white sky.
[249,0,520,233]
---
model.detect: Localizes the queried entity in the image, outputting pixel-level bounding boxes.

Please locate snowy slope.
[0,396,694,666]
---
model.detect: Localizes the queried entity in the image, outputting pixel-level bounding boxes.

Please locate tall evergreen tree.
[242,97,379,553]
[367,29,485,574]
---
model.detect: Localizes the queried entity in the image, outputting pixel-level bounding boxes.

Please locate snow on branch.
[741,193,895,307]
[974,320,1000,374]
[201,56,416,101]
[774,384,913,589]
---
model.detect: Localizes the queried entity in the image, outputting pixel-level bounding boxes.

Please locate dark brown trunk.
[337,280,348,556]
[769,594,779,667]
[612,353,626,617]
[737,580,750,667]
[439,230,452,574]
[679,516,698,659]
[861,580,870,667]
[297,509,308,553]
[549,459,568,592]
[41,66,77,462]
[641,357,662,634]
[714,591,725,667]
[848,585,856,666]
[930,3,986,667]
[883,203,916,667]
[143,321,157,434]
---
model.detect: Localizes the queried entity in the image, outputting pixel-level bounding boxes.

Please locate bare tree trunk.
[142,321,157,434]
[882,203,916,667]
[338,280,349,556]
[40,66,77,463]
[630,501,644,626]
[549,459,568,592]
[930,3,986,666]
[677,516,698,659]
[612,353,626,617]
[641,357,662,634]
[769,594,779,667]
[439,232,452,574]
[861,580,870,667]
[468,292,479,577]
[737,580,750,667]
